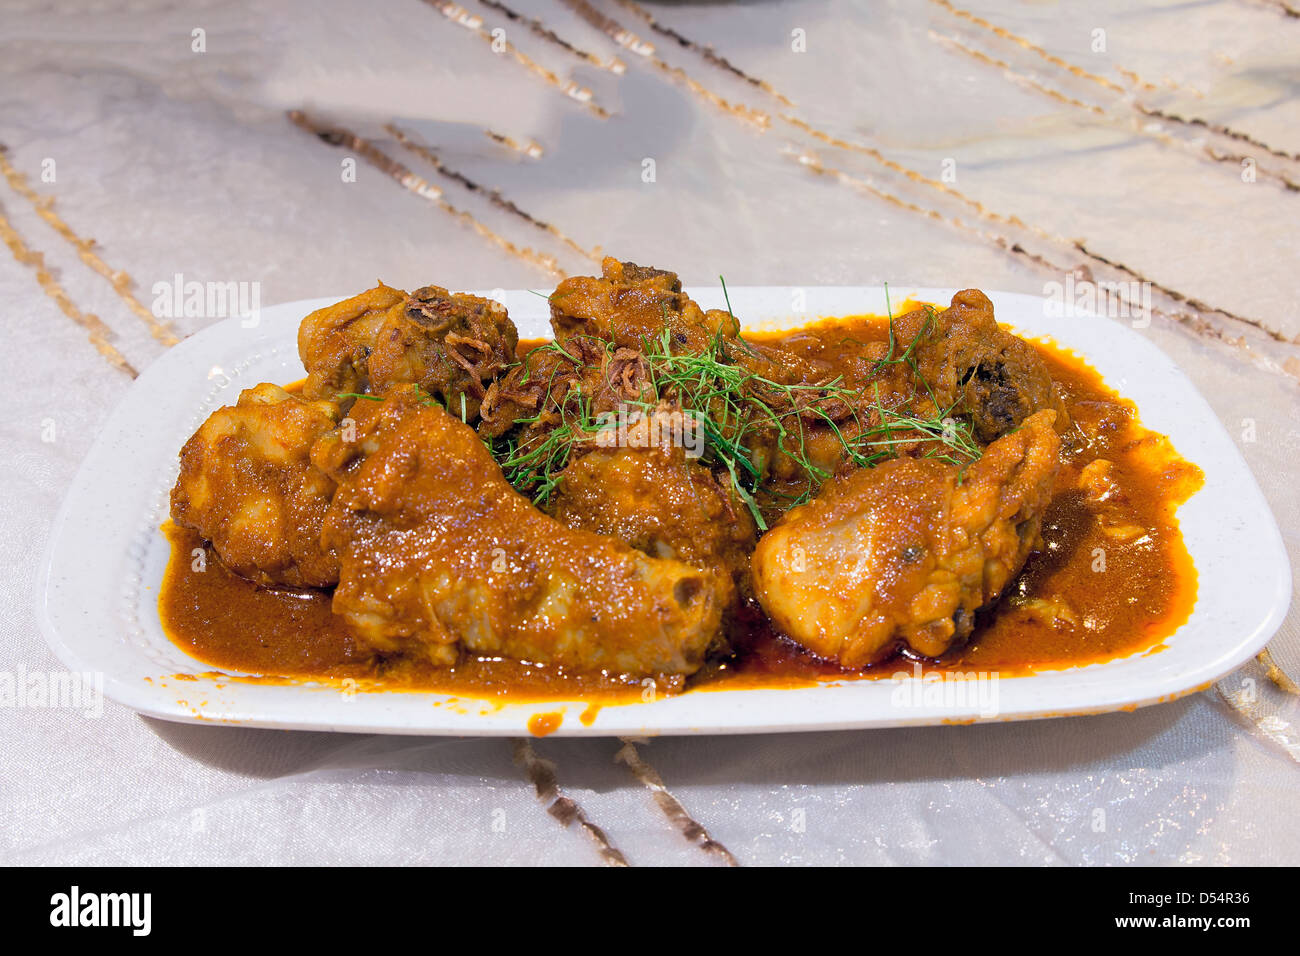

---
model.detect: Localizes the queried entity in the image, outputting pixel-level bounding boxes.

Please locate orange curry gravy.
[159,313,1203,703]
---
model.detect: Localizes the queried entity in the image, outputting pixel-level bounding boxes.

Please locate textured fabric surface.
[1,0,1297,865]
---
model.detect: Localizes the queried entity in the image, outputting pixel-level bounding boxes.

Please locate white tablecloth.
[2,0,1297,865]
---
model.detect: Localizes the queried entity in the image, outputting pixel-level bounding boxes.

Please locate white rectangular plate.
[36,287,1291,735]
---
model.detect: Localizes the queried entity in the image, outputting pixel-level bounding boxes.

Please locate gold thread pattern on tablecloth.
[512,739,630,865]
[0,147,179,346]
[559,0,770,128]
[0,194,137,377]
[616,738,738,865]
[1073,241,1292,344]
[612,0,795,107]
[929,29,1300,199]
[929,32,1106,115]
[289,111,564,278]
[1247,0,1300,18]
[1135,105,1300,165]
[387,123,600,263]
[484,128,545,159]
[477,0,626,73]
[785,116,1289,345]
[930,0,1300,165]
[558,0,654,56]
[794,149,1291,359]
[1215,681,1300,764]
[1258,648,1300,695]
[1205,147,1300,191]
[421,0,611,118]
[929,0,1146,93]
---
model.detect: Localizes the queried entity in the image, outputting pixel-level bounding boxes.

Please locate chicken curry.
[160,258,1202,702]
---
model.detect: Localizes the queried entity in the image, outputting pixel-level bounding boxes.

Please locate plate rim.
[34,287,1293,735]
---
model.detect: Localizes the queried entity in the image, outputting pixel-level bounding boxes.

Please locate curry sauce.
[159,313,1202,702]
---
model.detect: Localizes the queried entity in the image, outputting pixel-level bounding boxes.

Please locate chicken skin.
[893,289,1070,443]
[368,285,518,420]
[313,385,725,677]
[298,283,406,401]
[550,436,757,605]
[752,409,1061,667]
[549,257,738,355]
[170,383,342,588]
[298,283,519,421]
